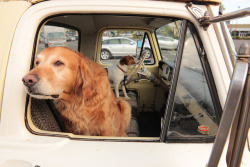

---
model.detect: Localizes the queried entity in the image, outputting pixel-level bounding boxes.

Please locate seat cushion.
[31,98,62,132]
[120,91,140,137]
[30,91,140,137]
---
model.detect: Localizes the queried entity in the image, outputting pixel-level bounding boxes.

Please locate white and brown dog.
[106,56,136,99]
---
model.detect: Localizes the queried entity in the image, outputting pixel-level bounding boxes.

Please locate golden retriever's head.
[22,47,90,100]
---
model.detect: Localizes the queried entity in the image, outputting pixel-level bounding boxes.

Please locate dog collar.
[117,65,126,73]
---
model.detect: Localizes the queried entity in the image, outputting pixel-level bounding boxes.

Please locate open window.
[159,20,222,142]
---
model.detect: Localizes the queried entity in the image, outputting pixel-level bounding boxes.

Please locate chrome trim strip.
[227,67,250,166]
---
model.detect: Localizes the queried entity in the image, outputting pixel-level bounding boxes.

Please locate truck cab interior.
[27,13,222,142]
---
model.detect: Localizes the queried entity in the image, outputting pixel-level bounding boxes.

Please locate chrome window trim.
[207,60,249,167]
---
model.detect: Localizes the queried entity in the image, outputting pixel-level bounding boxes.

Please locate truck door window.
[167,27,219,139]
[37,24,79,54]
[156,21,181,62]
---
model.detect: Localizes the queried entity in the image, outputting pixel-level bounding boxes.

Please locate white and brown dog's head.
[119,55,136,66]
[22,47,95,100]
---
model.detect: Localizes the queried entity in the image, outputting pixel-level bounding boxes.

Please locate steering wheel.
[125,51,147,85]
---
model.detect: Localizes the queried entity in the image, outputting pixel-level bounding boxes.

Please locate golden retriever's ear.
[72,52,92,95]
[72,65,84,95]
[75,55,94,91]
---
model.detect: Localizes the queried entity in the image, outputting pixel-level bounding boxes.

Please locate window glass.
[167,28,218,138]
[120,38,133,44]
[102,40,108,44]
[100,30,154,65]
[156,21,181,63]
[109,39,120,44]
[142,34,154,64]
[37,25,79,54]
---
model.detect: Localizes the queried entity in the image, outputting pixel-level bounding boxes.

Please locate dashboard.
[159,60,174,84]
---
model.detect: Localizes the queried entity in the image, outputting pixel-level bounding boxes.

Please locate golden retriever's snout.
[22,73,60,99]
[22,74,39,88]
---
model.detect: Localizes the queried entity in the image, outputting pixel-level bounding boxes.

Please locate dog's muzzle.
[22,74,59,99]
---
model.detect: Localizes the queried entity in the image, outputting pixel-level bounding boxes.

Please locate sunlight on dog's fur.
[22,47,131,136]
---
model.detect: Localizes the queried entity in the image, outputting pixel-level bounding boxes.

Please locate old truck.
[0,0,249,167]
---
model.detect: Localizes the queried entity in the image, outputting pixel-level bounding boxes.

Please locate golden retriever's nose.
[22,74,39,87]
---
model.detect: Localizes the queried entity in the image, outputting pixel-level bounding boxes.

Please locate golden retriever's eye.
[35,61,39,66]
[54,61,64,66]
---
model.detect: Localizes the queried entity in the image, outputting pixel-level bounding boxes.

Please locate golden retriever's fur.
[22,47,131,136]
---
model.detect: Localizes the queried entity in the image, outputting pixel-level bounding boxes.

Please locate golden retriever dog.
[22,47,131,136]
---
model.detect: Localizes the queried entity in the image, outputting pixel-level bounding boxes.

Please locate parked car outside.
[101,37,153,60]
[157,36,179,50]
[46,32,67,47]
[43,25,67,47]
[101,37,137,59]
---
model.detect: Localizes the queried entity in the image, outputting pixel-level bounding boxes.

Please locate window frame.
[160,20,222,143]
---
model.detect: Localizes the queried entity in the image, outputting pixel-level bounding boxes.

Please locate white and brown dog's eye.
[54,61,64,66]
